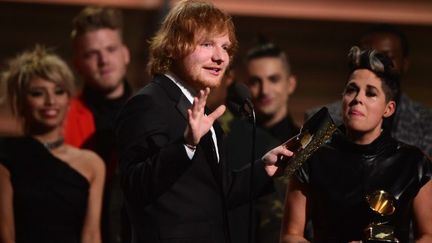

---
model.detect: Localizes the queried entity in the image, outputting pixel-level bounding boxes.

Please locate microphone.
[227,81,257,243]
[227,82,254,118]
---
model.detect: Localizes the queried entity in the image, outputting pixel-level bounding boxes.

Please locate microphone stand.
[244,99,256,243]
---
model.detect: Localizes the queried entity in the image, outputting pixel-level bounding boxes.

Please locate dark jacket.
[116,75,273,243]
[296,129,432,243]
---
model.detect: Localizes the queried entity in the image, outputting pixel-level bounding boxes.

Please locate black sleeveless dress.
[296,130,432,243]
[0,137,89,243]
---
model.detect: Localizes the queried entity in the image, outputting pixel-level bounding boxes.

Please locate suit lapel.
[153,74,191,120]
[176,95,190,120]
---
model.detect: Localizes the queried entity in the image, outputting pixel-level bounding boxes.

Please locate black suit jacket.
[116,75,273,243]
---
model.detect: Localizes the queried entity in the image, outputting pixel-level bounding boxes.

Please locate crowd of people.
[0,0,431,243]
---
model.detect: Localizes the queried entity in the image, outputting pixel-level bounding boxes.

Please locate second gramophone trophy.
[364,190,399,243]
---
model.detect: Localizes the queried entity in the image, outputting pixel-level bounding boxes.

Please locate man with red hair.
[116,1,293,242]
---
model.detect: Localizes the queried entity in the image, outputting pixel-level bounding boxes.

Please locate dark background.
[0,1,431,124]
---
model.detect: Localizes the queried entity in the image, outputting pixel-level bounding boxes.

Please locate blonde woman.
[0,46,105,243]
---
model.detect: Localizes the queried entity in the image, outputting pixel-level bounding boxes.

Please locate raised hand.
[184,87,226,146]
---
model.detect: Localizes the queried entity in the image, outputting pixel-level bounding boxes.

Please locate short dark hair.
[348,46,400,102]
[245,42,291,75]
[71,6,123,40]
[361,24,409,58]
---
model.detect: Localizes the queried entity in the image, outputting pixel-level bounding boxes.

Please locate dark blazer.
[116,75,273,243]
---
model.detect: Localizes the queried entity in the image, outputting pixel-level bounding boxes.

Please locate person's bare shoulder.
[63,145,105,182]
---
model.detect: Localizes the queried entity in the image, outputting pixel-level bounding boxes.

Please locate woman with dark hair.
[0,46,105,243]
[280,46,432,243]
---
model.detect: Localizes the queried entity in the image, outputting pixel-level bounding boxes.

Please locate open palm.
[184,88,226,146]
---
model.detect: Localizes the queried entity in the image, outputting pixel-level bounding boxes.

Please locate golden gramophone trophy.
[364,190,399,243]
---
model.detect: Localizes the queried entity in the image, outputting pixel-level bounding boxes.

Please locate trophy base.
[364,224,399,243]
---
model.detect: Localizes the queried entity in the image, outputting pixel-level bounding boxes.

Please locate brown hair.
[148,0,238,76]
[71,6,123,40]
[2,45,75,119]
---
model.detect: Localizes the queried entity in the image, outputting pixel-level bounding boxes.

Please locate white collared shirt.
[164,72,220,162]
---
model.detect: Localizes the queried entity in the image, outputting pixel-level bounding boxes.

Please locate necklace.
[43,137,64,150]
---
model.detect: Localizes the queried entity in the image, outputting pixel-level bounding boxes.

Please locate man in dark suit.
[115,0,293,242]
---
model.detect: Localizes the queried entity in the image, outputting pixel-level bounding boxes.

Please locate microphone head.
[228,82,252,104]
[227,82,253,117]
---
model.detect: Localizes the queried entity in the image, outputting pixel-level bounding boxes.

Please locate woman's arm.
[0,164,15,243]
[80,152,105,243]
[280,177,310,243]
[413,180,432,243]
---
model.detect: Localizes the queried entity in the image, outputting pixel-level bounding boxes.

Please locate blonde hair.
[148,0,238,76]
[2,45,75,119]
